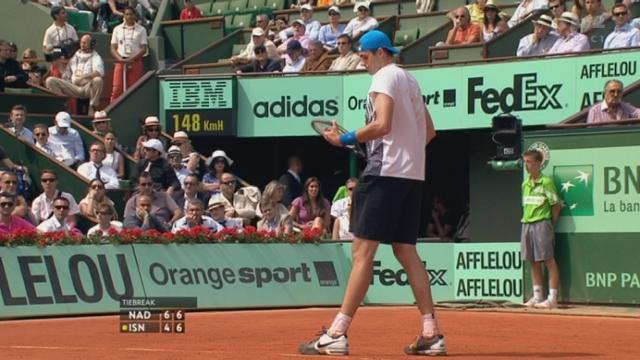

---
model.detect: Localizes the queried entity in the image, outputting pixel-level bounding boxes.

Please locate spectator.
[236,45,283,74]
[521,150,562,309]
[283,40,306,73]
[207,194,243,229]
[123,193,169,232]
[278,20,311,54]
[319,6,347,51]
[330,177,358,219]
[172,173,210,212]
[106,0,129,23]
[0,171,33,223]
[172,131,202,176]
[134,116,168,160]
[331,185,354,240]
[202,149,233,194]
[507,0,548,28]
[445,7,482,45]
[21,49,47,86]
[580,0,610,33]
[230,28,279,67]
[110,5,148,102]
[87,203,123,237]
[167,145,191,189]
[329,34,361,71]
[548,12,590,54]
[78,142,120,189]
[103,132,125,178]
[45,34,104,116]
[36,196,82,235]
[43,51,69,82]
[290,177,331,232]
[218,172,260,225]
[124,173,182,225]
[482,1,508,42]
[91,111,112,137]
[42,6,79,54]
[257,199,293,235]
[302,40,332,72]
[426,196,457,241]
[172,199,223,233]
[180,0,202,20]
[7,42,18,61]
[0,40,29,92]
[603,4,640,49]
[587,79,640,124]
[274,16,289,37]
[131,139,180,193]
[516,14,558,56]
[31,169,80,224]
[279,4,321,42]
[256,180,289,220]
[256,14,276,41]
[467,0,488,24]
[79,178,117,222]
[48,111,85,167]
[33,124,70,164]
[6,105,34,144]
[549,0,567,27]
[0,192,35,234]
[343,2,379,41]
[279,155,303,207]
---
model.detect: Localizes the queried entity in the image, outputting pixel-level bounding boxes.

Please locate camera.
[44,39,79,62]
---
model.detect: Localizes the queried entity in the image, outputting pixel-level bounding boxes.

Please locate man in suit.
[279,156,303,207]
[171,174,210,212]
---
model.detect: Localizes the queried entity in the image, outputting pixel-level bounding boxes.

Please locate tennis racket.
[311,120,366,159]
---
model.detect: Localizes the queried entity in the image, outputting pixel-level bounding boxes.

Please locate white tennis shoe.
[299,328,349,355]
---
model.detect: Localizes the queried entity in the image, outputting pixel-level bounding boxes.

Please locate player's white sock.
[421,313,440,338]
[548,288,558,301]
[533,285,544,300]
[327,312,352,337]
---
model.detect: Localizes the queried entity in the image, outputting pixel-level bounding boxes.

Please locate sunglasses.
[455,15,466,19]
[90,148,104,153]
[91,185,104,190]
[0,201,14,208]
[147,127,160,132]
[54,205,69,210]
[41,178,57,183]
[329,12,339,16]
[613,11,627,16]
[35,132,47,137]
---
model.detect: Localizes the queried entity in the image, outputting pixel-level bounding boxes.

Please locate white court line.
[1,345,218,354]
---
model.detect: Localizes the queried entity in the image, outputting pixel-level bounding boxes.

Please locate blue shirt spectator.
[604,5,640,49]
[319,6,347,50]
[48,112,85,166]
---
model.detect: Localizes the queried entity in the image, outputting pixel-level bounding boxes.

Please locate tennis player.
[299,30,445,356]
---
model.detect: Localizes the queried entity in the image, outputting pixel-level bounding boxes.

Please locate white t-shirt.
[43,23,79,52]
[110,23,148,58]
[363,63,427,181]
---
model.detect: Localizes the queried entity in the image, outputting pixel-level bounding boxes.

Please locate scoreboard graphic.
[119,297,196,334]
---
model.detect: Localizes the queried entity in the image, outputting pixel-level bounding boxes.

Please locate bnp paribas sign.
[527,142,640,233]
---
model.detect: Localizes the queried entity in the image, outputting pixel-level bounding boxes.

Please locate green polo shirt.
[521,174,559,223]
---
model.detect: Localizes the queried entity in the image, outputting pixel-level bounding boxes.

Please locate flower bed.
[0,226,324,247]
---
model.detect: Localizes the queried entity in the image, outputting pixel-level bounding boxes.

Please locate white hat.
[300,4,313,11]
[251,27,265,36]
[208,193,227,209]
[144,116,161,127]
[173,131,189,141]
[92,110,110,123]
[55,111,72,128]
[206,149,234,167]
[558,11,579,27]
[328,5,340,14]
[293,19,306,27]
[167,145,182,155]
[143,138,164,154]
[532,14,554,28]
[354,1,370,12]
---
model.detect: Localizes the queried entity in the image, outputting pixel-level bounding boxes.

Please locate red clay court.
[1,306,638,359]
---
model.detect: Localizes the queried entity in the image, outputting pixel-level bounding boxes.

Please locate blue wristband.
[339,131,357,146]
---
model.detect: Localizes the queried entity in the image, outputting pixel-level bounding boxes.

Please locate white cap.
[55,111,72,128]
[328,5,340,14]
[251,27,265,36]
[142,138,164,154]
[293,19,306,27]
[167,145,182,155]
[92,110,110,123]
[206,149,234,167]
[354,1,371,12]
[300,4,313,11]
[144,116,161,126]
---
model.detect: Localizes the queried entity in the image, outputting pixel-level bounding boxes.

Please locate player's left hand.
[323,121,342,147]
